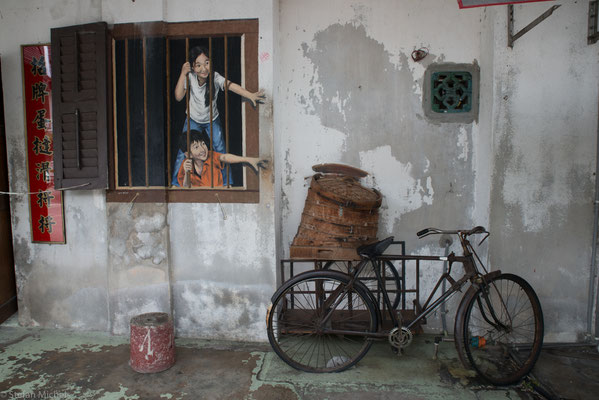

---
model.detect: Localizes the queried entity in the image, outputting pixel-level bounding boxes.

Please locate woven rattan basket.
[289,165,382,260]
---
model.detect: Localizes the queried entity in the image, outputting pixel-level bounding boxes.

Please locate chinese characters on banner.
[22,44,65,243]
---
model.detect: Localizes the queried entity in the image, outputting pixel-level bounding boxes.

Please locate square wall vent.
[423,63,479,123]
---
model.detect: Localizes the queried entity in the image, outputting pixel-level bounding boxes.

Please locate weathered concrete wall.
[13,192,110,331]
[276,0,599,340]
[0,0,277,341]
[486,3,598,342]
[277,0,490,332]
[99,0,278,341]
[168,200,276,340]
[106,203,171,335]
[1,0,109,331]
[2,0,598,343]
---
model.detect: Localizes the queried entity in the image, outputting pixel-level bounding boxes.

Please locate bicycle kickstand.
[432,335,454,360]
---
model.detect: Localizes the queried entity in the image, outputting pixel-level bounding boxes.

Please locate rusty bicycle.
[266,226,544,385]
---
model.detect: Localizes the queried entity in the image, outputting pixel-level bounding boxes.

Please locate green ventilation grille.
[431,71,472,113]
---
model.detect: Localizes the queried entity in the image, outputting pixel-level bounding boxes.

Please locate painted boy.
[177,129,267,187]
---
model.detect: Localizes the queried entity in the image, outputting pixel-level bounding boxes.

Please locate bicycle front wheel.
[461,273,544,385]
[267,270,378,372]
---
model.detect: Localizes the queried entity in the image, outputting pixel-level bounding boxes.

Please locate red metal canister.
[129,312,175,373]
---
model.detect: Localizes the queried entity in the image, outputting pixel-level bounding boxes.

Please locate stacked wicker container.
[289,164,382,260]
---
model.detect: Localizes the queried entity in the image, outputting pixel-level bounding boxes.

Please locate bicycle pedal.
[391,346,403,356]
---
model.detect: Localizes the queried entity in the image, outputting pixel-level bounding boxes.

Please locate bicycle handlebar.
[417,226,487,239]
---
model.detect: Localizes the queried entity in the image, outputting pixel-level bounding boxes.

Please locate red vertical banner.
[22,44,66,244]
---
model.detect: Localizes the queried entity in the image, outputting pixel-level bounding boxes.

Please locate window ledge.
[106,188,259,203]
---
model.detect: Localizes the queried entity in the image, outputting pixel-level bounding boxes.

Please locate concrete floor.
[0,314,596,400]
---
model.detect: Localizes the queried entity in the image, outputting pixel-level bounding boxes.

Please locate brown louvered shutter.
[51,22,108,189]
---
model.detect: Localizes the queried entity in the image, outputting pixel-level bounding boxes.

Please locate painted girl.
[172,46,264,186]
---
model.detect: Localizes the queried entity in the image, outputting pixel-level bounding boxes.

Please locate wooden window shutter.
[51,22,108,189]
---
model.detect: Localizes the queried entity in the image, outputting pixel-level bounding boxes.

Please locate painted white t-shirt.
[185,71,226,124]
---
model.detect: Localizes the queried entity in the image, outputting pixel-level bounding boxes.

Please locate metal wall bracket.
[507,4,561,48]
[589,1,599,45]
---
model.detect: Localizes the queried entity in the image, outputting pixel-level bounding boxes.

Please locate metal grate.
[431,71,472,113]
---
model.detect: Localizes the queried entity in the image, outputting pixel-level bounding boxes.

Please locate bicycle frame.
[318,229,498,338]
[268,226,543,383]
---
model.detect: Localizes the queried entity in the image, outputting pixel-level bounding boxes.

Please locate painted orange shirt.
[177,151,224,187]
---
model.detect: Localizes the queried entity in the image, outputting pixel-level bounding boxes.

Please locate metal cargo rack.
[280,240,426,331]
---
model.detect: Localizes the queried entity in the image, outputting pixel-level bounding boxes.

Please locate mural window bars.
[107,20,260,203]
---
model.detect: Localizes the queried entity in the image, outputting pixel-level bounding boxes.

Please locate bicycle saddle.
[357,236,394,258]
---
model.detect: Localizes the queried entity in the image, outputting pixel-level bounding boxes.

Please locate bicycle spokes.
[267,272,378,373]
[463,274,543,385]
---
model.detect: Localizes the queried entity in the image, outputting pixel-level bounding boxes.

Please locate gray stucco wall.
[2,1,110,332]
[0,0,277,342]
[276,0,599,340]
[107,203,171,335]
[277,0,490,333]
[1,0,598,343]
[486,3,598,341]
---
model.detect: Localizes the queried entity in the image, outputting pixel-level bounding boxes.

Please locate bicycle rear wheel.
[324,260,402,310]
[461,273,544,385]
[267,270,378,372]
